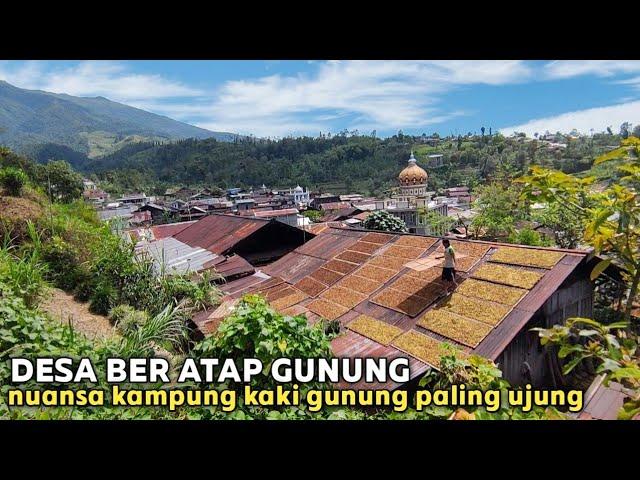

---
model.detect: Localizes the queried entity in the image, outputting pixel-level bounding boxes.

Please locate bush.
[41,236,83,290]
[89,281,118,315]
[0,167,28,196]
[507,227,551,247]
[363,210,407,233]
[109,304,148,335]
[194,294,332,389]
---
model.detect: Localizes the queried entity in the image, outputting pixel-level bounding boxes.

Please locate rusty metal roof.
[174,213,271,254]
[252,208,299,218]
[204,227,593,387]
[576,375,639,420]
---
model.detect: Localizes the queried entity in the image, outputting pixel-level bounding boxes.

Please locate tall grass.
[0,221,48,308]
[117,302,188,357]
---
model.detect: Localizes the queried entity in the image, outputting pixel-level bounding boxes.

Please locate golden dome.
[398,152,428,186]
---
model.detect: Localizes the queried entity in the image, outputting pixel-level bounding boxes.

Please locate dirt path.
[40,288,119,341]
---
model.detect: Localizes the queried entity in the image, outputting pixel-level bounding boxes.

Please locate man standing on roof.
[438,238,457,295]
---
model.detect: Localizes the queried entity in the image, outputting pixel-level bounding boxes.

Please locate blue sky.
[1,60,639,137]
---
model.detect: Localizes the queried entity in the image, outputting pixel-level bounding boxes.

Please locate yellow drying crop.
[294,276,326,297]
[320,286,367,309]
[338,274,382,295]
[356,265,398,282]
[442,293,510,327]
[310,267,344,286]
[323,259,358,275]
[347,315,404,346]
[349,241,381,254]
[417,308,492,348]
[489,246,564,269]
[336,250,371,264]
[407,267,442,283]
[472,263,544,289]
[384,245,426,260]
[391,330,447,368]
[367,255,408,271]
[457,279,526,306]
[306,298,349,320]
[270,290,308,310]
[361,232,392,244]
[394,235,438,249]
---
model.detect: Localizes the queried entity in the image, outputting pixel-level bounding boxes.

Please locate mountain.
[0,80,238,159]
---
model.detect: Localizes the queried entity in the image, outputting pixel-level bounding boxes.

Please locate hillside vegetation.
[82,131,621,196]
[0,80,236,159]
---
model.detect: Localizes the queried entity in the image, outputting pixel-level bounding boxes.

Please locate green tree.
[518,137,640,320]
[302,209,322,222]
[37,160,83,203]
[363,210,407,233]
[532,202,583,248]
[419,208,455,237]
[470,182,522,239]
[534,318,639,419]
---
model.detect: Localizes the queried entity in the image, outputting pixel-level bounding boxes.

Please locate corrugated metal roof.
[577,375,638,420]
[200,227,593,387]
[174,213,270,254]
[127,221,196,242]
[252,208,299,218]
[137,237,219,275]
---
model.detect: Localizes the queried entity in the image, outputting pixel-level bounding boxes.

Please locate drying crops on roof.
[323,259,358,275]
[367,255,408,271]
[472,263,544,290]
[446,240,492,258]
[260,284,296,301]
[417,308,493,348]
[407,266,442,283]
[394,235,438,249]
[442,293,511,326]
[392,330,447,367]
[361,232,392,244]
[294,276,326,297]
[457,279,527,306]
[320,286,367,308]
[270,289,308,311]
[338,274,382,295]
[349,241,382,254]
[388,275,439,296]
[310,267,344,286]
[335,250,371,264]
[371,284,441,317]
[453,256,482,272]
[347,315,403,346]
[306,298,349,320]
[384,245,426,260]
[356,264,398,283]
[490,246,565,269]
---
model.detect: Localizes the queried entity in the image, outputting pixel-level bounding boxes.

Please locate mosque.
[382,152,449,235]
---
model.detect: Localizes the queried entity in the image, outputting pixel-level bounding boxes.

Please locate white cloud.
[544,60,640,79]
[0,60,532,137]
[192,60,531,136]
[499,101,640,136]
[0,61,203,102]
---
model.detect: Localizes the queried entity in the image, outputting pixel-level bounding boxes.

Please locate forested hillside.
[83,131,621,196]
[0,80,237,158]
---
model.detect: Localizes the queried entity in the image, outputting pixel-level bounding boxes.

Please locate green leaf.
[590,258,611,281]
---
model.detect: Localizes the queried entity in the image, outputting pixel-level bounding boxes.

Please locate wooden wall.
[496,275,593,387]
